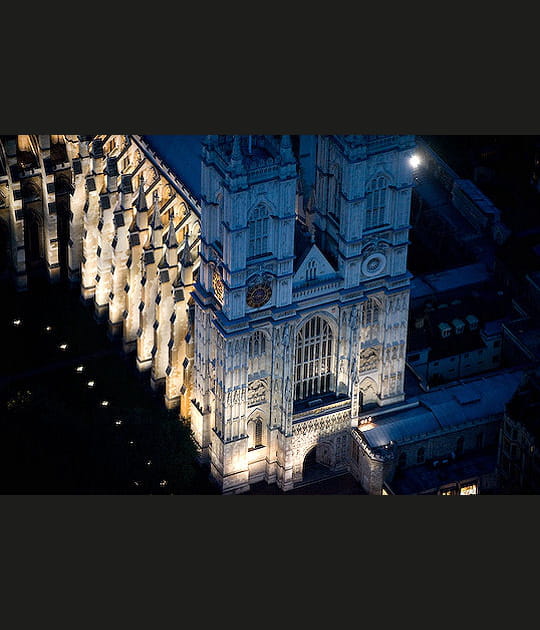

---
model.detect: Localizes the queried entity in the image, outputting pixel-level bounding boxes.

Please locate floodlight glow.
[87,381,95,388]
[76,366,84,373]
[45,326,52,332]
[115,419,123,426]
[160,480,168,487]
[59,343,68,350]
[101,400,109,407]
[409,154,421,168]
[13,319,21,326]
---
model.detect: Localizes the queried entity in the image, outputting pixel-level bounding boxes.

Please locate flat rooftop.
[358,368,525,449]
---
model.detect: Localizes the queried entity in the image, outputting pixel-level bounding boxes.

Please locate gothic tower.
[192,134,416,494]
[309,135,415,411]
[191,135,297,493]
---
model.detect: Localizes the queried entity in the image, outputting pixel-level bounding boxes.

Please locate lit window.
[366,176,388,229]
[294,316,334,401]
[459,482,478,495]
[441,486,457,495]
[248,204,270,258]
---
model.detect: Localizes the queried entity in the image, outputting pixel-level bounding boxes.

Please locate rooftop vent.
[438,322,452,338]
[452,318,465,334]
[465,314,479,330]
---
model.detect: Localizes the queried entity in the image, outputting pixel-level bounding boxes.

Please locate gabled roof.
[293,242,336,284]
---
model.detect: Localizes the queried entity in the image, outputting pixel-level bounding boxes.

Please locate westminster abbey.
[0,134,417,493]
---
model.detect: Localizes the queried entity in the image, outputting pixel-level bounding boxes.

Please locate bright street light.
[409,154,421,169]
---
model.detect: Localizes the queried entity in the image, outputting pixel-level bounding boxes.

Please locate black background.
[1,5,538,626]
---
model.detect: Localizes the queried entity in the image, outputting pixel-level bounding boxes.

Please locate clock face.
[361,253,387,277]
[246,282,272,308]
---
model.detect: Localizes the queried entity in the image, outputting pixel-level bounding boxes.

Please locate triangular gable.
[293,244,336,285]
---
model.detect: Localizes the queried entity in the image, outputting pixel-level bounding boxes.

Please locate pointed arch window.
[294,316,334,401]
[306,259,317,282]
[248,204,270,259]
[255,419,263,447]
[248,417,264,450]
[361,299,380,327]
[366,176,389,229]
[248,330,267,375]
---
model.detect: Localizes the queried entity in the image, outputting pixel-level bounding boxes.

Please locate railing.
[293,279,341,300]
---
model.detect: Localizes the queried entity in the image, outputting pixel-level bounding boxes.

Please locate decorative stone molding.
[248,379,268,406]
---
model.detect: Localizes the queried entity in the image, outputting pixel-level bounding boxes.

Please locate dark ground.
[246,471,366,495]
[0,276,217,494]
[0,276,362,496]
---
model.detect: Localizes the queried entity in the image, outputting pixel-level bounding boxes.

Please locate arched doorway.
[302,443,333,484]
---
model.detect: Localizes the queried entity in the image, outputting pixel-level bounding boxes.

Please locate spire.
[148,190,163,249]
[180,229,193,268]
[133,174,148,212]
[160,208,178,268]
[176,228,194,287]
[130,174,148,232]
[230,135,244,174]
[164,208,178,250]
[280,134,295,165]
[150,191,162,230]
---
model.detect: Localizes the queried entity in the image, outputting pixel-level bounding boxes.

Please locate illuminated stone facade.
[0,134,417,493]
[0,135,200,414]
[191,135,415,492]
